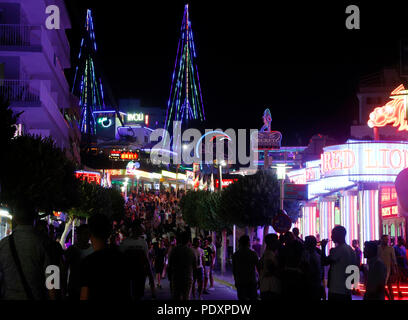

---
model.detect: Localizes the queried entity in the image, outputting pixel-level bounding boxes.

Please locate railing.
[0,24,41,48]
[0,79,41,105]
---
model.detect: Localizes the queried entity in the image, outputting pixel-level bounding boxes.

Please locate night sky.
[64,1,408,145]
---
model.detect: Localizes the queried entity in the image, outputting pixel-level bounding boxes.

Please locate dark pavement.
[142,274,238,300]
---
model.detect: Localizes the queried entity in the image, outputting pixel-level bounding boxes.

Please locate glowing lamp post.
[123,177,129,200]
[274,164,290,210]
[219,160,226,192]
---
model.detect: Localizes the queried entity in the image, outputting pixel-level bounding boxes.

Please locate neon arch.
[194,131,232,158]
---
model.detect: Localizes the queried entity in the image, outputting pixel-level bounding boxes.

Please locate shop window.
[335,207,341,225]
[390,224,395,237]
[381,187,390,202]
[391,187,397,201]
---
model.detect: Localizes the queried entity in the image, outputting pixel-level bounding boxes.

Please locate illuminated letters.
[127,113,144,122]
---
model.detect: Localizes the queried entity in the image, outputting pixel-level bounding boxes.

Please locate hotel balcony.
[0,79,70,149]
[0,24,42,51]
[0,24,70,108]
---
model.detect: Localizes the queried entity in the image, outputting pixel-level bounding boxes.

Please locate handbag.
[9,234,34,300]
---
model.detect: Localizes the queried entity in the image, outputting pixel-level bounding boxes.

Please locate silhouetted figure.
[0,211,54,300]
[363,241,386,300]
[168,232,196,300]
[258,234,281,300]
[300,236,322,300]
[80,214,131,300]
[232,235,259,301]
[64,224,93,300]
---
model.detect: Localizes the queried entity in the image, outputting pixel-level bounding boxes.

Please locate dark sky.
[64,1,408,145]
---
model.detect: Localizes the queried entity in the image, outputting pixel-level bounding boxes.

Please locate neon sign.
[97,117,113,128]
[109,150,139,161]
[75,171,101,185]
[368,84,408,131]
[127,113,144,122]
[321,141,408,182]
[215,179,238,189]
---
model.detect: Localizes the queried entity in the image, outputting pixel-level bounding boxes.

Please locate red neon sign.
[75,171,101,185]
[215,179,238,189]
[110,150,139,161]
[368,84,408,131]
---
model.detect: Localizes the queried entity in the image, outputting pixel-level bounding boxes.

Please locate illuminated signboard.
[75,171,101,185]
[109,150,139,161]
[97,117,113,128]
[380,186,398,218]
[368,84,408,131]
[215,179,238,189]
[186,170,194,182]
[105,169,126,176]
[127,113,144,123]
[321,141,408,182]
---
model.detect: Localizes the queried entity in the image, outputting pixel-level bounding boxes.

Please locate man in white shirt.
[321,225,357,301]
[191,238,205,300]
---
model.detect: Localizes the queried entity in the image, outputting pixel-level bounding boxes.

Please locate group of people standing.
[232,226,408,301]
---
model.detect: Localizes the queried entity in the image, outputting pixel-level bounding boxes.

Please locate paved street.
[143,275,238,300]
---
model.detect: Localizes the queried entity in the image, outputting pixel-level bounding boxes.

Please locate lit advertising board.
[321,140,408,182]
[75,171,101,185]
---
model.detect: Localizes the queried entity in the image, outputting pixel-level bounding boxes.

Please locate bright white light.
[220,160,226,167]
[182,144,188,150]
[276,164,287,180]
[0,209,12,220]
[121,186,125,192]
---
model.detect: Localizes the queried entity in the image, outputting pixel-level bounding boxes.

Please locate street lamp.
[218,160,226,192]
[274,164,290,210]
[124,178,129,201]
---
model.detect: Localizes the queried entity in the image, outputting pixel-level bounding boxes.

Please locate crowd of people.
[0,188,219,300]
[1,186,408,301]
[232,226,408,301]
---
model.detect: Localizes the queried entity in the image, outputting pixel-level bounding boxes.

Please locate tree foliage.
[68,182,125,221]
[0,135,80,220]
[180,190,228,232]
[218,170,282,228]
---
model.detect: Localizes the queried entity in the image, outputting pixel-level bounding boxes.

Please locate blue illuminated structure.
[164,4,205,145]
[72,9,106,136]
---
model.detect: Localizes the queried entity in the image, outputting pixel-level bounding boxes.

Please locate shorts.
[204,266,211,279]
[193,267,204,282]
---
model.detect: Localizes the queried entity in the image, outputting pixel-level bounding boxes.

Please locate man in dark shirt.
[168,232,196,300]
[202,239,213,294]
[79,214,131,300]
[364,241,387,300]
[232,235,259,300]
[352,240,362,268]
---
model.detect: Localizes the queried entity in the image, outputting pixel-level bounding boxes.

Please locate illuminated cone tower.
[164,4,205,145]
[72,9,106,137]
